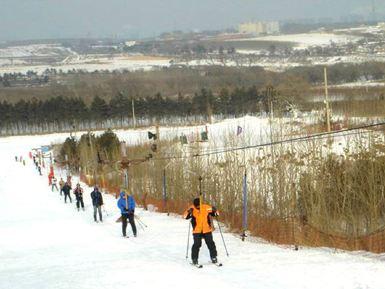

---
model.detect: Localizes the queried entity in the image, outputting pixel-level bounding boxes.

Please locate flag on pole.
[237,126,243,136]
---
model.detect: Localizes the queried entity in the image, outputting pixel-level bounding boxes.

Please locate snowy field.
[231,33,362,49]
[0,44,70,58]
[0,42,172,75]
[0,52,172,75]
[1,120,385,289]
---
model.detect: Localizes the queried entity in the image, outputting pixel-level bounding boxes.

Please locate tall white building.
[238,21,280,35]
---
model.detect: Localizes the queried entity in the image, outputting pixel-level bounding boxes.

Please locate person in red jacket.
[183,197,219,265]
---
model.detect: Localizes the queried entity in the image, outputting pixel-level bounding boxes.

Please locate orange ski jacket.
[183,203,219,234]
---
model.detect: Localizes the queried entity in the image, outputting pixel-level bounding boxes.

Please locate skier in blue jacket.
[117,191,137,237]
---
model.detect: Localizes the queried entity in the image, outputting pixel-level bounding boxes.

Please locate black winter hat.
[193,198,200,208]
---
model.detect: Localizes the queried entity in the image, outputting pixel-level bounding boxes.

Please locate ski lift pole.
[242,172,247,241]
[163,169,168,215]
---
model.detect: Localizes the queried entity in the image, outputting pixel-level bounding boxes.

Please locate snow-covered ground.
[0,53,172,75]
[0,43,172,75]
[229,33,362,49]
[0,44,70,58]
[1,121,385,289]
[330,80,385,88]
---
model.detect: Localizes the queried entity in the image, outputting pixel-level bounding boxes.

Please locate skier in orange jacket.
[183,197,219,265]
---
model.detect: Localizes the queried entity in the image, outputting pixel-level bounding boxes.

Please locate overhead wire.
[150,121,385,161]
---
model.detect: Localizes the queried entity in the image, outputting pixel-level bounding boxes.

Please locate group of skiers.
[56,178,104,220]
[54,180,139,237]
[53,179,220,264]
[32,156,42,175]
[14,155,26,166]
[26,154,221,266]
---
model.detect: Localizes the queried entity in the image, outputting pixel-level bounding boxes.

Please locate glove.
[128,210,134,216]
[211,206,218,216]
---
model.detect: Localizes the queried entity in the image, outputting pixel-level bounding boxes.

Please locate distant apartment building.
[238,21,280,35]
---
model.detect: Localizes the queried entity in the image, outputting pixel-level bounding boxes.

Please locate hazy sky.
[0,0,383,41]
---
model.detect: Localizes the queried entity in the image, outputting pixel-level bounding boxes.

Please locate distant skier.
[62,182,72,203]
[90,186,103,222]
[74,183,85,211]
[48,173,53,186]
[59,178,65,196]
[117,191,137,237]
[15,156,18,162]
[183,198,219,266]
[51,176,58,192]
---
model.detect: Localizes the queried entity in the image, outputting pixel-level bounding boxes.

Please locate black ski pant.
[64,193,72,203]
[191,232,217,262]
[122,214,137,237]
[93,205,102,222]
[76,197,84,209]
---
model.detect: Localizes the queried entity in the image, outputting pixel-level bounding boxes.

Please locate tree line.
[0,86,276,129]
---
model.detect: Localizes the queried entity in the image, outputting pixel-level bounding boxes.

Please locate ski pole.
[135,217,146,231]
[185,222,191,259]
[133,214,145,231]
[216,217,229,257]
[102,205,109,216]
[135,215,148,227]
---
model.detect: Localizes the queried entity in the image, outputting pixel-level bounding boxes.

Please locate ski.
[207,262,223,267]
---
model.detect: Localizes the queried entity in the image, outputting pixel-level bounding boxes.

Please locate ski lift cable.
[150,121,385,161]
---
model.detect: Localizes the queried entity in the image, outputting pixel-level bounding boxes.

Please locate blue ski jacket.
[117,192,135,214]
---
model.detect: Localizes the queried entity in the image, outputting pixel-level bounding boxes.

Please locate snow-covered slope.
[1,132,385,289]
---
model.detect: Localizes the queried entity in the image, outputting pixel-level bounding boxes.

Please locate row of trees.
[58,130,121,173]
[0,86,279,128]
[287,62,385,85]
[3,63,385,105]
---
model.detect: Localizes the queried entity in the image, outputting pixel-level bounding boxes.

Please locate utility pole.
[132,99,136,128]
[324,67,331,133]
[156,124,160,147]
